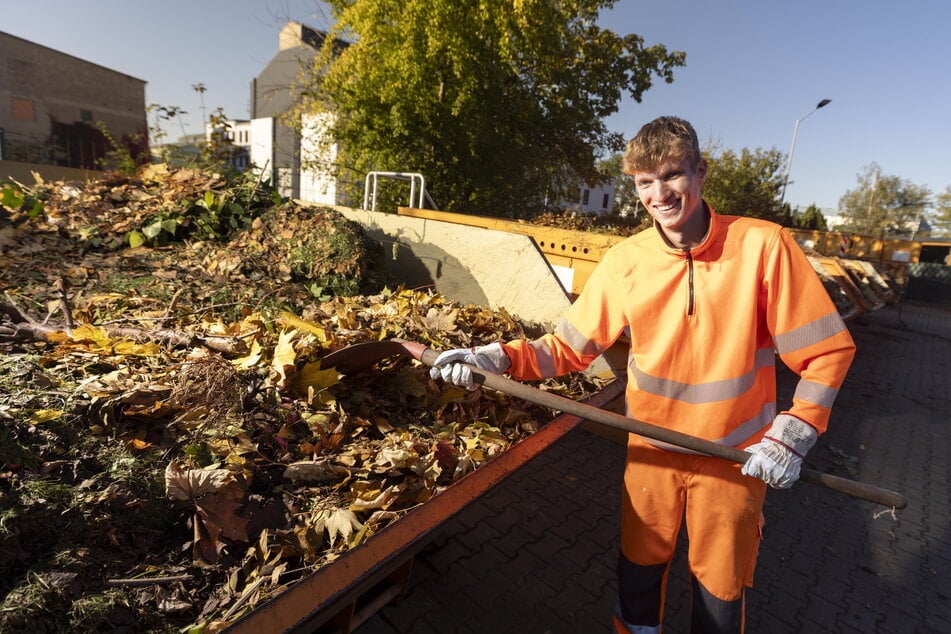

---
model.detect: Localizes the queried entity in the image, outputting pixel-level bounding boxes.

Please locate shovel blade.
[319,340,427,373]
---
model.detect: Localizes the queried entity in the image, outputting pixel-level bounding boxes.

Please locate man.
[430,116,855,633]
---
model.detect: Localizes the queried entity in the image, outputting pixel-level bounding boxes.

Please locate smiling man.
[430,116,856,633]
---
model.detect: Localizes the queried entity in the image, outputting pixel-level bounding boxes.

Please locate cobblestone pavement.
[356,302,950,633]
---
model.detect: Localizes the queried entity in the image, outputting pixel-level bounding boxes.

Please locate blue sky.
[5,0,950,212]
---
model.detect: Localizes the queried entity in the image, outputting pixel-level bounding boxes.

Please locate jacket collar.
[650,201,720,257]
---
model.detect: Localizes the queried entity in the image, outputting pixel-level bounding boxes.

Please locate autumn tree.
[837,163,931,238]
[300,0,685,216]
[933,185,951,237]
[700,146,786,222]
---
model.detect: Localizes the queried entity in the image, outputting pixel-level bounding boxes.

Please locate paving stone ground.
[356,302,951,633]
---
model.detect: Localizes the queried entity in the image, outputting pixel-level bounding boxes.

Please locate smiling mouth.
[655,202,680,215]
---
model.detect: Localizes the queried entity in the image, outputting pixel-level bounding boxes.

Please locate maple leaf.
[421,306,458,333]
[311,507,362,548]
[294,362,341,403]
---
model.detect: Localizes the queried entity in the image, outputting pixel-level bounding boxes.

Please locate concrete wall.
[1,159,102,184]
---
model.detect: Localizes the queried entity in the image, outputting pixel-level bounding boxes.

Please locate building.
[0,31,148,169]
[205,119,252,170]
[250,21,347,202]
[567,181,616,216]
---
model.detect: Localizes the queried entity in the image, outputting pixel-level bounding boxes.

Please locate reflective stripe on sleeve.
[773,312,846,356]
[526,339,558,378]
[554,318,604,357]
[630,348,775,405]
[793,378,839,409]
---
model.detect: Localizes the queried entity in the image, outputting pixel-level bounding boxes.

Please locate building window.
[11,97,35,122]
[582,189,590,205]
[80,110,93,121]
[602,193,610,209]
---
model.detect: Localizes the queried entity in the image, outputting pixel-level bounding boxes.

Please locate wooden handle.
[420,347,907,509]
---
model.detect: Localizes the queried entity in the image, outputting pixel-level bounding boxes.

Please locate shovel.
[321,340,907,509]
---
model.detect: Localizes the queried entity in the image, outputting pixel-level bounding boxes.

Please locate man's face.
[631,156,707,239]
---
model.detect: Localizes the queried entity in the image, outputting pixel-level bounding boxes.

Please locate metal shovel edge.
[320,340,907,509]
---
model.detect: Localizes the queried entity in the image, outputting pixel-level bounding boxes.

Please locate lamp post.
[779,98,831,208]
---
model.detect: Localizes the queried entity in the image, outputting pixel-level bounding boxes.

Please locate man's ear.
[697,158,708,184]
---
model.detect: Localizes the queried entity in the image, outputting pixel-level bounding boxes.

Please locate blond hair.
[622,116,701,174]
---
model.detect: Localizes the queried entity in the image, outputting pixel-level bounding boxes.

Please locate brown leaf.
[165,463,237,501]
[283,459,350,483]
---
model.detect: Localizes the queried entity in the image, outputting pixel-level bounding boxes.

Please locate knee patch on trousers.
[690,575,743,633]
[616,553,667,626]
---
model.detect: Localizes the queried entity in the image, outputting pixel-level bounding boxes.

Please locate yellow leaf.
[295,362,340,399]
[140,162,170,182]
[277,312,330,342]
[271,328,297,386]
[232,338,263,369]
[128,230,145,248]
[29,409,63,424]
[112,340,162,356]
[74,324,114,348]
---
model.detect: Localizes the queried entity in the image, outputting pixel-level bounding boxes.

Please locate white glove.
[741,414,817,489]
[428,343,511,390]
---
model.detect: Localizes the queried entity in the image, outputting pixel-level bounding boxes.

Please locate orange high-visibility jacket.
[503,207,856,447]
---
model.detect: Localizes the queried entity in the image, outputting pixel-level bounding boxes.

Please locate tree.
[796,204,828,231]
[933,185,951,237]
[701,147,786,222]
[597,153,640,217]
[300,0,685,216]
[837,163,931,238]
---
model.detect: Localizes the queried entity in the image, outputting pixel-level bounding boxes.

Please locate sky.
[4,0,951,213]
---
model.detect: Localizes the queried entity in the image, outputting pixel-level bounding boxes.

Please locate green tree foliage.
[700,146,786,222]
[837,163,931,238]
[301,0,685,216]
[796,204,828,230]
[933,186,951,237]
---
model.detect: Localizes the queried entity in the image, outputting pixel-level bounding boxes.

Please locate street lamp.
[779,98,831,208]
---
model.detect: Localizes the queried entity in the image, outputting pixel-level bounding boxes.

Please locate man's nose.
[647,180,668,199]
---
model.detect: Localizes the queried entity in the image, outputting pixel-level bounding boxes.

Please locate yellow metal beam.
[398,207,623,297]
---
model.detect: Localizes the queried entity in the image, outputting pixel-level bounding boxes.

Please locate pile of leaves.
[530,208,651,237]
[0,168,602,632]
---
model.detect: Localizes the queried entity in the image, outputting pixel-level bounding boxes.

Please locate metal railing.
[363,171,431,211]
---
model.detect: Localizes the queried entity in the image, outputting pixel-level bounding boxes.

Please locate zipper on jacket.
[684,248,695,315]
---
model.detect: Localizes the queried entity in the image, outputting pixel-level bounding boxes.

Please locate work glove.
[428,343,511,390]
[741,414,817,489]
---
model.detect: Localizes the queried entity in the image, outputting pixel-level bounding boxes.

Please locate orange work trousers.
[619,435,767,607]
